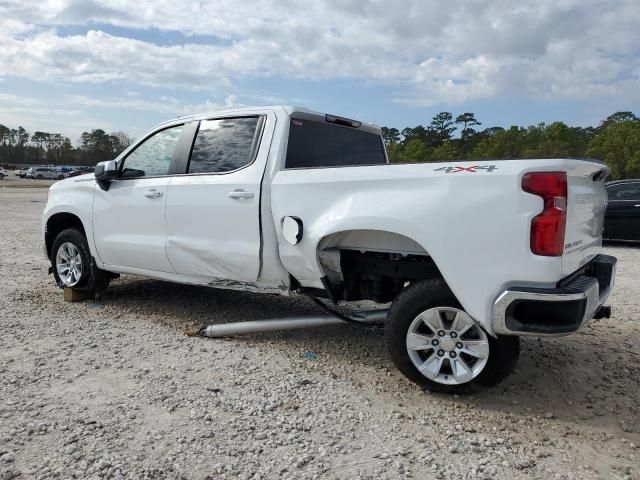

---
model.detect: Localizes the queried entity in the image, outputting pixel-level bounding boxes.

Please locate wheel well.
[317,230,447,303]
[45,213,86,259]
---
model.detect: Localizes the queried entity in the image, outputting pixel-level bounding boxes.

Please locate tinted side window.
[608,183,640,201]
[285,118,386,169]
[188,117,260,174]
[121,125,183,178]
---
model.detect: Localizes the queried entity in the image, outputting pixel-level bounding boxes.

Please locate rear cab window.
[285,116,387,169]
[187,116,262,174]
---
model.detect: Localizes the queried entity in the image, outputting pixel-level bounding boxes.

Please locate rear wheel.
[36,174,43,180]
[51,228,110,296]
[386,279,519,393]
[57,175,64,180]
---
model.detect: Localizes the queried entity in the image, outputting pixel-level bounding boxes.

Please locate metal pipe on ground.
[200,310,387,338]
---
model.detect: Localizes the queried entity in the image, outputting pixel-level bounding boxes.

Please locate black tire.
[58,175,64,180]
[51,228,111,297]
[36,174,43,180]
[386,279,519,394]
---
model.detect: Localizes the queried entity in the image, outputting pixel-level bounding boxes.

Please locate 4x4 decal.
[434,165,498,173]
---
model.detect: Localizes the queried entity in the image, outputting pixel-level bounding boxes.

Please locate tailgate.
[562,161,609,274]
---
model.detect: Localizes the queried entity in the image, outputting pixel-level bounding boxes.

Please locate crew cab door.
[605,181,640,241]
[165,114,272,282]
[92,124,186,272]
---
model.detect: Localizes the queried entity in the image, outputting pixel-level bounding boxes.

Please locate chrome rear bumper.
[492,254,616,336]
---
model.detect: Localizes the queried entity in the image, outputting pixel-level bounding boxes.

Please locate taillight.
[522,172,567,256]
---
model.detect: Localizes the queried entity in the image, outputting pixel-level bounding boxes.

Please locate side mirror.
[94,160,118,191]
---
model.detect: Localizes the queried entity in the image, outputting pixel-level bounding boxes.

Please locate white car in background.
[27,167,65,180]
[0,167,9,178]
[42,106,617,393]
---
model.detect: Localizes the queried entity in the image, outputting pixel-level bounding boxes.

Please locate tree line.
[383,111,640,179]
[0,125,133,167]
[1,111,639,179]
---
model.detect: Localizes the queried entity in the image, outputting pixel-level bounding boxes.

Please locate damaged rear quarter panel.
[270,161,566,330]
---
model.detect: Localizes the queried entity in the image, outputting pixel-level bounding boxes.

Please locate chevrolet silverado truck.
[43,106,616,393]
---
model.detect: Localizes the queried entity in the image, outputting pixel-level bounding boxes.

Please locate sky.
[0,0,639,143]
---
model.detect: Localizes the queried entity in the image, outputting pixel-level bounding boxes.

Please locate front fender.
[43,179,101,266]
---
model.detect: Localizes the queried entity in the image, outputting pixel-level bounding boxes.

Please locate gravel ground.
[1,184,639,480]
[0,176,57,189]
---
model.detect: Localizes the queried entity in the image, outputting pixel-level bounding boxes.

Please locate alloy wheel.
[55,242,83,287]
[406,307,490,385]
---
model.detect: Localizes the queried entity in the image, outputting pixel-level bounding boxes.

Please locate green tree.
[402,139,430,162]
[455,113,481,139]
[430,112,456,143]
[600,111,638,130]
[471,126,526,159]
[432,141,457,161]
[31,131,51,162]
[455,112,481,155]
[401,125,431,145]
[381,127,401,145]
[532,122,574,157]
[0,123,134,167]
[17,127,29,146]
[110,131,134,154]
[588,120,640,179]
[0,125,10,146]
[386,142,404,163]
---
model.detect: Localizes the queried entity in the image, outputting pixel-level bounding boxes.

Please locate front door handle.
[635,204,640,207]
[144,189,163,199]
[228,189,254,200]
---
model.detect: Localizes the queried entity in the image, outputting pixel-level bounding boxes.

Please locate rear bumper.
[492,254,616,336]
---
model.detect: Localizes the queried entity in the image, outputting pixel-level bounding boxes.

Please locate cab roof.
[164,105,382,134]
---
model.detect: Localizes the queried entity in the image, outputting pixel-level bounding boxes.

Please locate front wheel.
[58,175,64,180]
[51,228,111,297]
[36,174,43,180]
[386,279,519,394]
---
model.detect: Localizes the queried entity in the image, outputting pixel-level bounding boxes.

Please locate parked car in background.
[26,167,64,180]
[65,169,86,178]
[604,179,640,241]
[0,167,9,178]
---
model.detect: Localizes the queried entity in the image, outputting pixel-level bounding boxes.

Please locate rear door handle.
[227,189,254,200]
[144,189,163,199]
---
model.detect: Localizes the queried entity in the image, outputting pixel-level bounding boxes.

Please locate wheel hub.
[405,306,490,386]
[439,336,456,352]
[55,242,83,288]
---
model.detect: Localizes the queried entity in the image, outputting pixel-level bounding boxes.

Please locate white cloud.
[0,92,237,141]
[0,0,638,106]
[0,93,95,141]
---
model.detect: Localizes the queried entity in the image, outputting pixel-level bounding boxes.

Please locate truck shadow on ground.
[93,277,640,436]
[603,240,640,248]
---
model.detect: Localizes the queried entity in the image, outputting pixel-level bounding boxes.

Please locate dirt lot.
[1,183,639,480]
[0,176,57,189]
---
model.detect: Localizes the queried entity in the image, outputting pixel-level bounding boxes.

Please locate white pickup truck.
[43,106,616,393]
